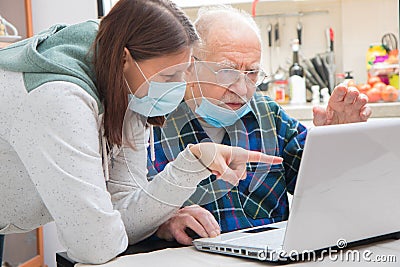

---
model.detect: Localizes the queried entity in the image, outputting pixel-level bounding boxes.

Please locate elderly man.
[147,6,371,245]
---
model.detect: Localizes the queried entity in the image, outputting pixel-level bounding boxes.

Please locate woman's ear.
[184,56,196,81]
[123,47,133,72]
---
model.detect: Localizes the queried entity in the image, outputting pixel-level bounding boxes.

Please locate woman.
[0,0,281,264]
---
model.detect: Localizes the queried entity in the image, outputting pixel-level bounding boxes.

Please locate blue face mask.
[194,97,252,128]
[128,81,186,117]
[127,61,186,117]
[192,61,251,128]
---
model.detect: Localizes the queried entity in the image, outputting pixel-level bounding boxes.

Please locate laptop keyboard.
[222,228,285,249]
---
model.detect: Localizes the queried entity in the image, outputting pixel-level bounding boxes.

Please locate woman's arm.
[107,110,212,243]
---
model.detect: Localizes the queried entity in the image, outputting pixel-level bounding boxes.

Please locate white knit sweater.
[0,69,210,263]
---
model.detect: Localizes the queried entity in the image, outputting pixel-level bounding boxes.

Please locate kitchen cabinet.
[0,0,31,39]
[2,228,45,267]
[25,0,33,37]
[0,0,32,47]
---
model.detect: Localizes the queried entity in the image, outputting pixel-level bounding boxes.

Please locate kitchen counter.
[280,101,400,121]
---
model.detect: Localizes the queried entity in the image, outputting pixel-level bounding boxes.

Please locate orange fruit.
[347,79,356,87]
[366,87,382,103]
[357,83,371,95]
[373,82,386,92]
[367,76,381,87]
[381,85,399,102]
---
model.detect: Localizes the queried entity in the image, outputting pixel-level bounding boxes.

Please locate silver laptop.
[193,118,400,262]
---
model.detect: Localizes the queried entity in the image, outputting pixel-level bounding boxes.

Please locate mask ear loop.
[191,60,205,108]
[125,60,150,97]
[124,76,134,96]
[134,60,150,85]
[149,125,155,162]
[125,68,156,162]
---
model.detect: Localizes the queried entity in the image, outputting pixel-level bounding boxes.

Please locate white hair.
[193,5,261,57]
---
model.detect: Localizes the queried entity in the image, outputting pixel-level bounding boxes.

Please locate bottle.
[343,71,355,86]
[321,88,330,104]
[273,79,290,104]
[311,85,320,105]
[289,39,306,104]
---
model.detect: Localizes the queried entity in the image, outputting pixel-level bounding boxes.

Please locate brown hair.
[94,0,198,146]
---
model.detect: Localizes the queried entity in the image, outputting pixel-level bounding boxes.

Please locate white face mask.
[127,61,186,117]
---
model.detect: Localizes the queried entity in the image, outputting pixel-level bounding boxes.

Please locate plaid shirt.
[147,93,307,232]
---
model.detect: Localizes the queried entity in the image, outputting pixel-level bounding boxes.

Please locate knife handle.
[274,22,280,47]
[325,28,330,52]
[329,27,334,52]
[267,24,272,47]
[297,22,302,45]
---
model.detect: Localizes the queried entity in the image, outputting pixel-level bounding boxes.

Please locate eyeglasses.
[193,56,267,88]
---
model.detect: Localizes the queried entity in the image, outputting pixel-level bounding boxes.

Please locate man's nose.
[227,74,248,96]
